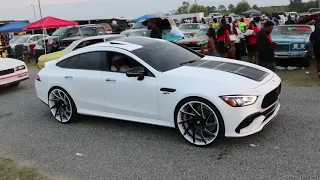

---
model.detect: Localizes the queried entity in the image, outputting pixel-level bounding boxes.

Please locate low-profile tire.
[48,87,77,123]
[10,82,20,87]
[174,97,225,146]
[302,57,311,67]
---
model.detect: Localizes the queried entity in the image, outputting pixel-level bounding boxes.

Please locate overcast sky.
[0,0,304,21]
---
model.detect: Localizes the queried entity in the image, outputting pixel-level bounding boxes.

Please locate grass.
[0,157,48,180]
[25,57,319,87]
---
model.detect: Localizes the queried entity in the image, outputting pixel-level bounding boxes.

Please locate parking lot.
[0,68,319,180]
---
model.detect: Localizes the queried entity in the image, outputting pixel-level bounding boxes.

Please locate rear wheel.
[48,88,77,123]
[175,97,224,146]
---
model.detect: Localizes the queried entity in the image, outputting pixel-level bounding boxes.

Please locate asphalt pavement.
[0,69,319,180]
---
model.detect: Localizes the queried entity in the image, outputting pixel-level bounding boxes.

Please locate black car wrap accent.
[185,60,270,82]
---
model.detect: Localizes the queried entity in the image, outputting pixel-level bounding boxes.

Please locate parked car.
[271,25,313,67]
[176,28,209,53]
[0,57,28,87]
[9,36,22,44]
[99,23,113,34]
[208,13,223,19]
[124,27,184,42]
[178,23,208,38]
[10,34,49,55]
[121,18,177,36]
[59,25,107,50]
[35,36,281,146]
[37,34,125,69]
[308,8,320,14]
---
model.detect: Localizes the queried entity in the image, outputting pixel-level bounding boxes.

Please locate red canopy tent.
[22,16,78,54]
[23,16,78,30]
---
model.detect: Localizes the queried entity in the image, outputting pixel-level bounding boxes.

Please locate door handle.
[64,76,73,79]
[105,78,116,83]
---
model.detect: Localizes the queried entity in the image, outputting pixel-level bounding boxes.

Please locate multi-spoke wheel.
[175,98,224,146]
[48,88,76,123]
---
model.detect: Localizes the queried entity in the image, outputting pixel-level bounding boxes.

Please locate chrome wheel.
[177,101,219,146]
[48,89,72,123]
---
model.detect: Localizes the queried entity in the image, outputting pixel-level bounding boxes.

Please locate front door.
[101,50,159,120]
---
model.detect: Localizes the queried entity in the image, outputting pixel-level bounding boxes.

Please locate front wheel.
[48,88,77,123]
[175,98,225,146]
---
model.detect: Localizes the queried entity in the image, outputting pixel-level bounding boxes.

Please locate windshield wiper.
[180,60,197,65]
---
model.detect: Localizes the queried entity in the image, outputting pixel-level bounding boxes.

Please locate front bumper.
[275,51,308,59]
[0,71,29,87]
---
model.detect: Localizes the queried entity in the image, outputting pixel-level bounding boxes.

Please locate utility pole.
[38,0,43,19]
[31,5,36,21]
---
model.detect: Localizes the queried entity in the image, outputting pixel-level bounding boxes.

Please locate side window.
[67,28,78,37]
[78,51,102,71]
[65,56,79,69]
[29,36,38,42]
[97,27,106,35]
[107,51,154,76]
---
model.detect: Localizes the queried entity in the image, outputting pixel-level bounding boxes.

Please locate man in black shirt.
[257,21,276,71]
[285,16,296,25]
[148,19,162,39]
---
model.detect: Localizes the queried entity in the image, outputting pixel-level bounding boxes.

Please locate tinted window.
[74,39,104,50]
[56,58,70,68]
[67,28,79,37]
[97,27,106,35]
[131,41,202,72]
[65,56,79,69]
[78,52,102,71]
[80,27,97,36]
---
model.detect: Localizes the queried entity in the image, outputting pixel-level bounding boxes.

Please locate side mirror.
[126,66,145,81]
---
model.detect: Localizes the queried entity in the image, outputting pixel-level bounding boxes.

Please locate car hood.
[272,34,309,43]
[38,50,71,62]
[176,36,208,44]
[0,58,25,70]
[164,56,274,89]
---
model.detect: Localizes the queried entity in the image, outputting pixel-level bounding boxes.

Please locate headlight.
[220,96,258,107]
[15,65,25,71]
[292,44,306,50]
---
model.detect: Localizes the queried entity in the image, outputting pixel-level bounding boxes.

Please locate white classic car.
[0,58,29,87]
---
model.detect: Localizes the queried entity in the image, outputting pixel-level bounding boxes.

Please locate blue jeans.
[208,53,220,57]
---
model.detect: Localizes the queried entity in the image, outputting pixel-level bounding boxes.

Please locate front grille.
[275,44,289,51]
[261,84,281,109]
[0,68,14,76]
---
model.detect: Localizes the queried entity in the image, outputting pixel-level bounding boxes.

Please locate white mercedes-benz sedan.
[0,58,29,87]
[35,37,281,146]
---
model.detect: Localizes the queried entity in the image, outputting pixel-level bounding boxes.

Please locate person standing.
[205,28,219,57]
[239,18,247,33]
[246,21,260,64]
[216,19,231,58]
[310,18,320,79]
[285,15,296,25]
[148,19,162,39]
[257,21,276,71]
[212,18,219,28]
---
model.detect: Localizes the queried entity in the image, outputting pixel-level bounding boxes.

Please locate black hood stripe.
[185,60,270,82]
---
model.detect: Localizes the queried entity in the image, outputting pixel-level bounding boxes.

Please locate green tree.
[207,6,217,13]
[252,4,260,10]
[228,4,235,11]
[189,4,209,16]
[234,2,251,14]
[175,1,190,14]
[218,5,226,11]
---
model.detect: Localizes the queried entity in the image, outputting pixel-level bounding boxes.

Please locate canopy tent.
[23,16,78,30]
[243,9,261,15]
[131,14,157,22]
[0,21,29,33]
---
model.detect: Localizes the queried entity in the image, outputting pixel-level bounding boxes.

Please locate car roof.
[87,36,165,51]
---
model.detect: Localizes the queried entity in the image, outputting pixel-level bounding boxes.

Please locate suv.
[50,24,106,50]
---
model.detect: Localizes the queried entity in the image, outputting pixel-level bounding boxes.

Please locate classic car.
[124,27,184,42]
[176,28,210,53]
[178,23,208,38]
[37,35,125,69]
[0,57,28,87]
[271,25,313,67]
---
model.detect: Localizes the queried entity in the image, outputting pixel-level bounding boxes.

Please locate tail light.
[36,74,41,81]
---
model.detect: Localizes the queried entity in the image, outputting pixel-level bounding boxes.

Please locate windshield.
[80,27,97,36]
[9,36,21,43]
[178,24,200,30]
[132,22,147,29]
[195,29,208,37]
[14,36,29,43]
[272,26,312,35]
[52,28,68,36]
[309,8,320,13]
[131,41,202,72]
